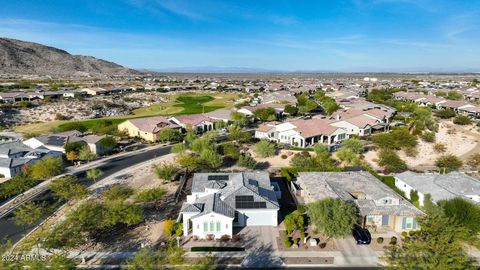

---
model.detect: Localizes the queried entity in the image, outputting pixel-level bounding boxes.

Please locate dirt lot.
[364,120,480,171]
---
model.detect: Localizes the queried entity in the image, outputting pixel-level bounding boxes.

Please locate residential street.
[0,144,172,244]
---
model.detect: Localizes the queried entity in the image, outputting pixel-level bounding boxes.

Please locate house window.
[216,221,221,232]
[203,222,208,232]
[402,217,415,229]
[210,221,214,232]
[226,224,228,229]
[233,212,239,223]
[366,216,374,224]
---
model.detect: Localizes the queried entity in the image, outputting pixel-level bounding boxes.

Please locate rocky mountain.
[0,38,140,76]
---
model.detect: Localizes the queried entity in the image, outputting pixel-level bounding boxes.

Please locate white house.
[255,118,348,148]
[0,140,62,179]
[394,171,480,206]
[168,114,215,134]
[178,172,280,239]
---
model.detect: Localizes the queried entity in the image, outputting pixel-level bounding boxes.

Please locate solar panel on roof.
[208,175,229,181]
[235,195,266,209]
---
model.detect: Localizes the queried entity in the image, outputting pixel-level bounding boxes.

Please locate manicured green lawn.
[173,95,224,115]
[16,93,237,135]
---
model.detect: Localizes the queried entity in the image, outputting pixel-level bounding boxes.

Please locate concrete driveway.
[335,237,380,266]
[236,226,285,268]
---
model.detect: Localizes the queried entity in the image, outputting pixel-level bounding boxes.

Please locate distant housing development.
[178,172,280,239]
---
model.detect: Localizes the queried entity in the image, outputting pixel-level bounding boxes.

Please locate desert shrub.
[435,109,456,119]
[254,140,277,158]
[390,236,397,245]
[134,188,167,203]
[372,127,417,150]
[433,143,447,153]
[401,231,408,238]
[281,154,288,159]
[220,234,230,241]
[175,223,183,237]
[377,237,384,244]
[404,147,418,157]
[163,219,176,236]
[171,143,186,154]
[409,230,416,236]
[378,149,407,173]
[280,238,290,249]
[236,153,257,169]
[453,115,472,125]
[467,153,480,169]
[421,131,435,143]
[435,154,463,170]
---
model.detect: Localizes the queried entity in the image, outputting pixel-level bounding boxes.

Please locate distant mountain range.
[0,38,139,76]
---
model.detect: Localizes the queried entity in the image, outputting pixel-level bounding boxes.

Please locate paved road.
[0,144,172,244]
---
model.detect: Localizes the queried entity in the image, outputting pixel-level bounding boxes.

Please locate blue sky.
[1,0,479,71]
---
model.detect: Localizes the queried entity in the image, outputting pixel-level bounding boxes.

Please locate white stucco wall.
[191,213,233,239]
[238,209,278,226]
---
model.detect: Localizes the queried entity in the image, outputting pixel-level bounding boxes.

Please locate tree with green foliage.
[86,168,103,183]
[189,137,213,153]
[298,99,319,115]
[77,145,97,162]
[98,136,117,152]
[154,162,178,182]
[290,151,318,168]
[29,156,64,180]
[445,91,463,100]
[307,198,358,239]
[176,153,199,171]
[134,188,168,203]
[103,185,134,202]
[221,142,240,160]
[227,125,251,143]
[199,149,223,170]
[64,141,87,154]
[439,197,480,234]
[453,115,472,125]
[254,140,276,158]
[435,154,463,170]
[171,143,187,154]
[377,149,407,173]
[50,175,88,202]
[284,210,304,234]
[158,128,183,143]
[372,127,417,150]
[252,107,277,122]
[383,213,476,270]
[284,104,298,116]
[236,153,257,169]
[410,107,437,133]
[341,138,364,154]
[13,202,44,229]
[336,147,361,166]
[230,111,248,127]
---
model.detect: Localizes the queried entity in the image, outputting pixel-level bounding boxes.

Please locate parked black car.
[353,225,371,245]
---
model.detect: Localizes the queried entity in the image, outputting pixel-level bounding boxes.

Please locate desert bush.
[435,154,463,170]
[421,131,436,143]
[284,237,292,248]
[220,234,230,241]
[433,143,447,153]
[377,237,384,244]
[453,115,472,125]
[404,147,418,157]
[390,236,398,245]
